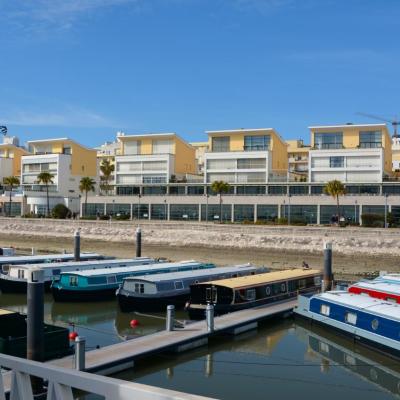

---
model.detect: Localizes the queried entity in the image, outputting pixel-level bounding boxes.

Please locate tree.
[324,180,346,223]
[99,159,115,195]
[36,172,54,217]
[3,176,20,217]
[52,203,70,219]
[79,177,96,217]
[211,181,230,223]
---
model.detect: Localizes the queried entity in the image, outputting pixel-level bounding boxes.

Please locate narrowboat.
[349,280,400,303]
[0,252,107,268]
[117,264,267,312]
[187,268,322,320]
[0,247,15,257]
[51,261,216,302]
[0,257,154,293]
[0,308,71,360]
[294,291,400,358]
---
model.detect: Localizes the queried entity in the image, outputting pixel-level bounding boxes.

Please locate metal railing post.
[75,336,86,371]
[206,304,214,333]
[166,305,175,331]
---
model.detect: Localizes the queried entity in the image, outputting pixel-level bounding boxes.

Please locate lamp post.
[283,200,286,219]
[205,193,209,222]
[354,199,358,224]
[385,193,388,228]
[288,193,292,225]
[138,193,141,221]
[164,199,167,221]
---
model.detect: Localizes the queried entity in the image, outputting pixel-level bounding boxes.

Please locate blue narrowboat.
[117,264,266,312]
[294,291,400,358]
[51,261,215,302]
[0,257,152,293]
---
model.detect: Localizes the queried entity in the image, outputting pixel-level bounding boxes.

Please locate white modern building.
[308,124,392,183]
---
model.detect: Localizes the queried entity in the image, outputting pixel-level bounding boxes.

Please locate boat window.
[134,283,145,294]
[206,288,212,302]
[174,281,184,290]
[18,270,25,279]
[371,319,379,331]
[194,280,199,284]
[314,276,321,286]
[246,289,256,301]
[320,304,330,316]
[251,272,255,275]
[266,286,271,296]
[281,283,286,293]
[52,269,61,276]
[345,312,357,325]
[212,287,217,302]
[319,342,329,354]
[107,275,117,284]
[298,279,306,289]
[231,274,238,278]
[69,276,78,287]
[386,297,397,303]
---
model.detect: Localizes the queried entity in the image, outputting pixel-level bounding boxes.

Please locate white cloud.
[1,105,113,128]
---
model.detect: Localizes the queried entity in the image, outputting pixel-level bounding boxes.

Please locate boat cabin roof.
[9,257,153,271]
[64,260,210,277]
[0,309,16,316]
[351,280,400,295]
[315,291,400,320]
[124,264,259,284]
[195,268,321,290]
[0,253,103,265]
[375,274,400,283]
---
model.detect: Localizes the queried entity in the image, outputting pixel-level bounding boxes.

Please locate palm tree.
[99,159,115,195]
[79,177,96,217]
[211,181,230,223]
[36,172,54,217]
[3,176,20,217]
[324,180,346,223]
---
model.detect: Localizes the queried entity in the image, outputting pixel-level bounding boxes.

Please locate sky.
[0,0,399,148]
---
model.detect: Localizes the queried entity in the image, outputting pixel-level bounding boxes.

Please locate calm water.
[1,293,400,399]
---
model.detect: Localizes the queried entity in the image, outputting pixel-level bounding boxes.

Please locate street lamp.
[288,193,292,225]
[385,193,388,228]
[138,193,141,221]
[205,193,209,222]
[164,199,167,221]
[282,200,286,219]
[354,199,358,224]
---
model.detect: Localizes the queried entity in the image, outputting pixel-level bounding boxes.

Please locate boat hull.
[0,277,52,293]
[51,287,117,302]
[117,292,189,312]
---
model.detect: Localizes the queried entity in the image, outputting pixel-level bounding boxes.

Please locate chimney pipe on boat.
[136,227,142,258]
[323,241,333,291]
[74,229,81,261]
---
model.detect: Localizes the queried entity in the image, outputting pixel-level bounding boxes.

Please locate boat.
[0,257,155,293]
[117,264,267,312]
[348,280,400,303]
[294,290,400,358]
[0,308,71,360]
[0,252,108,268]
[0,247,15,257]
[51,261,216,302]
[187,268,322,320]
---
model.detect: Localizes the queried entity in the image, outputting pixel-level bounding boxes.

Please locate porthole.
[281,283,286,292]
[266,286,271,296]
[371,319,379,331]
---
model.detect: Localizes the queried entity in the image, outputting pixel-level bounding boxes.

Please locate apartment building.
[392,137,400,171]
[204,128,288,184]
[114,133,197,194]
[0,137,29,181]
[22,138,98,214]
[308,124,392,183]
[286,139,310,181]
[189,141,209,174]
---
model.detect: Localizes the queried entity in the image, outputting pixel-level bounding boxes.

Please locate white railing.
[0,353,213,400]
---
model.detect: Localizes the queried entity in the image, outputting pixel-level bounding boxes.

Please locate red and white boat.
[348,279,400,303]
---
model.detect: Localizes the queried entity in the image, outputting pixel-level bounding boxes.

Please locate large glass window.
[320,205,359,224]
[201,204,231,222]
[142,186,167,195]
[237,158,266,169]
[152,139,173,154]
[244,135,270,151]
[281,205,317,224]
[329,156,344,168]
[206,159,235,170]
[124,141,141,155]
[314,132,343,149]
[187,186,204,195]
[236,186,266,195]
[289,185,308,195]
[268,185,287,195]
[359,131,382,148]
[234,205,254,222]
[106,203,130,217]
[211,137,230,152]
[83,203,104,217]
[170,204,199,220]
[257,205,278,221]
[151,204,168,220]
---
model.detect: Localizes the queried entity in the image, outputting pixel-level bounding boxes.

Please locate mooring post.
[75,336,86,371]
[74,229,81,261]
[323,241,333,292]
[31,247,35,256]
[166,305,175,331]
[136,227,142,258]
[206,304,214,333]
[27,267,45,393]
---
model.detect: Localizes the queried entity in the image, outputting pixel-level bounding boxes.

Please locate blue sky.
[0,0,398,147]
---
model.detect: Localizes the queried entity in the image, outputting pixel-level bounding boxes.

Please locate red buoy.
[130,319,139,328]
[69,331,78,341]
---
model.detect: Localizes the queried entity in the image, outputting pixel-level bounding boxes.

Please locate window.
[244,135,270,151]
[329,156,344,168]
[206,287,212,301]
[174,281,184,290]
[152,139,173,154]
[314,132,343,149]
[52,269,61,276]
[371,319,379,330]
[63,146,72,155]
[18,269,25,279]
[266,286,271,296]
[281,283,287,293]
[107,275,117,284]
[345,312,357,325]
[212,137,230,152]
[359,131,382,148]
[298,279,306,289]
[134,283,144,294]
[246,288,256,301]
[386,297,397,303]
[69,276,78,287]
[237,158,266,169]
[124,140,141,155]
[320,304,330,316]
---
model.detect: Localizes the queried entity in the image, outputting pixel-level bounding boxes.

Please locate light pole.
[288,193,292,225]
[385,193,388,228]
[164,199,167,221]
[354,199,358,224]
[283,200,286,219]
[205,193,209,222]
[138,193,141,221]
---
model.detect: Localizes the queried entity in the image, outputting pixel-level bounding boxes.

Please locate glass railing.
[359,142,382,148]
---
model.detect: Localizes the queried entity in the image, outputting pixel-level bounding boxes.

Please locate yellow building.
[204,128,288,183]
[286,139,310,181]
[115,132,197,187]
[0,143,30,179]
[309,123,392,183]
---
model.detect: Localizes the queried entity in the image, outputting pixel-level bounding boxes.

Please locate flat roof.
[125,264,257,283]
[26,138,96,152]
[117,132,194,148]
[206,128,275,135]
[197,268,320,289]
[351,280,400,295]
[308,123,387,129]
[0,253,101,265]
[65,260,207,277]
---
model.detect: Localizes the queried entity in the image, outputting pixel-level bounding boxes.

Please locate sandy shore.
[1,218,399,279]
